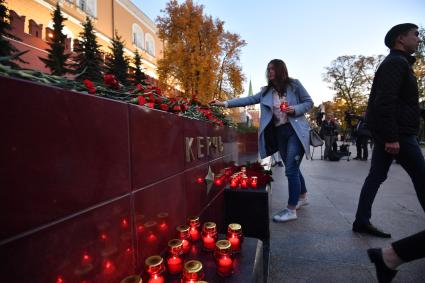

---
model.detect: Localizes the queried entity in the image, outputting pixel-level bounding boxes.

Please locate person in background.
[321,112,338,160]
[353,112,371,161]
[353,23,424,241]
[210,59,313,222]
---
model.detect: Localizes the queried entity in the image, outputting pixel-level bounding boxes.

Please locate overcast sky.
[133,0,424,105]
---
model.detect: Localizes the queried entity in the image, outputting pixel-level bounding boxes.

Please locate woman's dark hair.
[263,59,292,97]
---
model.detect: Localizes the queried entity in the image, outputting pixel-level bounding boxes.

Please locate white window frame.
[132,23,144,49]
[77,0,97,17]
[145,33,155,57]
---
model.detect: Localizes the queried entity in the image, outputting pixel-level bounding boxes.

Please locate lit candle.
[230,178,238,188]
[202,222,217,251]
[214,240,234,277]
[166,239,183,274]
[241,177,248,188]
[120,275,143,283]
[182,260,204,283]
[226,223,243,253]
[188,216,201,241]
[250,176,258,188]
[176,225,191,254]
[145,255,165,283]
[280,101,289,112]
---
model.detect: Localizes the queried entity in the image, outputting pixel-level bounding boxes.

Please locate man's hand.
[209,100,225,107]
[385,142,400,155]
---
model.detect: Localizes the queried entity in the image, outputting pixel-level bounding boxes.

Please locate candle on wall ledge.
[214,240,234,277]
[166,239,184,275]
[176,225,191,254]
[240,176,248,188]
[182,260,204,283]
[226,223,243,253]
[145,255,165,283]
[201,222,218,251]
[187,216,201,241]
[120,275,143,283]
[250,176,258,188]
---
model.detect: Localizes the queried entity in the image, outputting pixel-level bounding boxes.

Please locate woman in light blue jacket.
[211,59,313,222]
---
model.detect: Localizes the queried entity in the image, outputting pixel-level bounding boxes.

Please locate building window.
[77,0,96,17]
[145,33,155,56]
[132,24,144,49]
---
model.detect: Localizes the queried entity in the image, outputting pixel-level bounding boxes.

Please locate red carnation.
[83,79,96,94]
[137,96,146,105]
[172,105,182,112]
[160,104,168,111]
[146,103,154,108]
[136,84,144,91]
[103,74,120,90]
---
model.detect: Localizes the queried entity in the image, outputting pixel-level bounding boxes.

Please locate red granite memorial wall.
[0,76,256,282]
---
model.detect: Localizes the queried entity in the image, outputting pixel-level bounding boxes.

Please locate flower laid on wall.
[0,63,233,127]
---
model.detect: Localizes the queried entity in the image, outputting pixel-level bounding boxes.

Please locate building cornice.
[115,0,157,34]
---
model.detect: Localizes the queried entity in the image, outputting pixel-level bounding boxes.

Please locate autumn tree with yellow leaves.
[156,0,246,103]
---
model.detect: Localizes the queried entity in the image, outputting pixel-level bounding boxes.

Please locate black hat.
[384,23,418,48]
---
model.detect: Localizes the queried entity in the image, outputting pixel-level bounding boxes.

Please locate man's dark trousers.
[355,135,425,225]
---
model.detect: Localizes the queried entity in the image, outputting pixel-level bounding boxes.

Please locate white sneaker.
[296,198,309,209]
[273,208,297,222]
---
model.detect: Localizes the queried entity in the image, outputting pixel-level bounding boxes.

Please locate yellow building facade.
[7,0,162,79]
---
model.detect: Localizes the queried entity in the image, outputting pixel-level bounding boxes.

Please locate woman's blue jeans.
[275,124,307,206]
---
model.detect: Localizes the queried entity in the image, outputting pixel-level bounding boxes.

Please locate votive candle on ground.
[226,223,243,253]
[188,216,201,241]
[201,222,218,251]
[176,225,191,254]
[145,255,165,283]
[214,240,234,277]
[166,239,183,274]
[182,260,204,283]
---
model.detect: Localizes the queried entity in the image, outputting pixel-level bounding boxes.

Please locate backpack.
[328,151,341,161]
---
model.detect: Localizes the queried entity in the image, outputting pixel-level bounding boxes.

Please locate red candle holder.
[214,240,234,277]
[250,176,258,188]
[201,222,218,251]
[120,275,142,283]
[280,101,289,112]
[226,223,244,253]
[230,177,238,188]
[182,260,204,283]
[187,216,201,241]
[166,239,183,274]
[176,225,191,254]
[145,255,165,283]
[240,176,248,188]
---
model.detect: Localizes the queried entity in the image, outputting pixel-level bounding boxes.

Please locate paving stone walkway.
[267,144,425,282]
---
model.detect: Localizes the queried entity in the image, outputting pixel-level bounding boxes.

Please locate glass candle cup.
[176,225,191,254]
[201,222,218,251]
[145,255,165,283]
[226,223,243,253]
[166,239,183,274]
[187,216,201,241]
[214,240,234,277]
[182,260,204,283]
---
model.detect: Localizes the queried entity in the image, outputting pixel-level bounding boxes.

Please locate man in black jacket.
[353,112,371,161]
[353,23,424,239]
